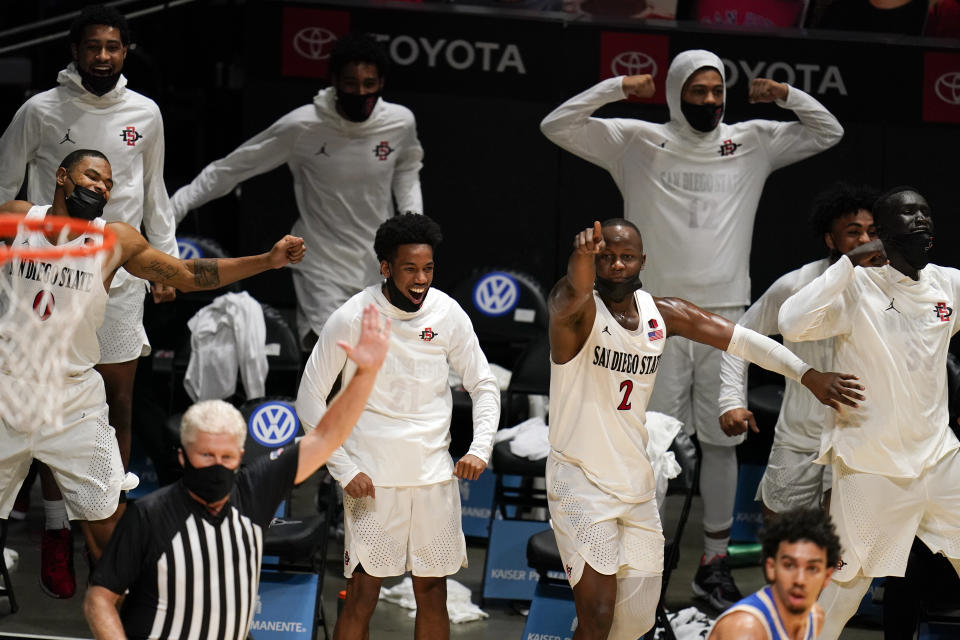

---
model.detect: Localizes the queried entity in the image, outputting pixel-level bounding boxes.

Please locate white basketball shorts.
[546,455,664,587]
[756,446,832,514]
[97,275,149,364]
[342,479,467,579]
[0,373,124,521]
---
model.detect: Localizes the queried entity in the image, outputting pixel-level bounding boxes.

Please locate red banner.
[922,51,960,124]
[281,7,351,78]
[599,32,670,104]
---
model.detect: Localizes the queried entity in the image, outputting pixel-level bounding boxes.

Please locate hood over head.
[666,49,726,137]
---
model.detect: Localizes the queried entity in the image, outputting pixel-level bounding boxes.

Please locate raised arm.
[748,79,844,170]
[295,304,389,484]
[658,296,863,411]
[392,114,424,214]
[779,253,862,343]
[549,220,604,364]
[107,222,304,292]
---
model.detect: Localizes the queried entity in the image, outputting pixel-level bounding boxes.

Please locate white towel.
[494,416,551,462]
[379,577,489,624]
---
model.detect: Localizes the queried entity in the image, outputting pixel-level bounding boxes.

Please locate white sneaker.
[120,472,140,492]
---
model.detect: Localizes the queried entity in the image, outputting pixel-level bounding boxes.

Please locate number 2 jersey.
[549,289,666,502]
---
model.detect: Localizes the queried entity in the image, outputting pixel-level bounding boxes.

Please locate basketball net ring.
[0,213,117,431]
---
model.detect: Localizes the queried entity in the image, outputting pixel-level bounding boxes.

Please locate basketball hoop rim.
[0,213,117,262]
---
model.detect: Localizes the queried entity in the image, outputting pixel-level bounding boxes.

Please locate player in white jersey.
[0,149,305,579]
[0,5,179,595]
[779,187,960,639]
[547,219,862,640]
[541,49,843,607]
[718,183,878,519]
[171,34,424,350]
[708,508,839,640]
[297,214,499,640]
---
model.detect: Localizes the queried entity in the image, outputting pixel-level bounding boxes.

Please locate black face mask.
[337,90,381,122]
[384,275,427,312]
[181,451,237,504]
[680,100,723,133]
[65,179,107,220]
[888,230,934,271]
[77,67,121,96]
[595,274,642,303]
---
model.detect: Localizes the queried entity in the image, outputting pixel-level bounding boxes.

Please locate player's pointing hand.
[574,220,606,255]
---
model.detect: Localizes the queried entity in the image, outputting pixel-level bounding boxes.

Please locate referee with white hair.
[84,304,390,640]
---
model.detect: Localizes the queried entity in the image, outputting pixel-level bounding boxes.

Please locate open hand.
[344,472,375,499]
[574,220,605,255]
[801,370,864,411]
[622,75,656,100]
[454,454,487,481]
[719,407,758,437]
[749,78,788,103]
[268,235,306,268]
[338,304,390,373]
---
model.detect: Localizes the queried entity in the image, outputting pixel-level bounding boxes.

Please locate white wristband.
[725,324,809,383]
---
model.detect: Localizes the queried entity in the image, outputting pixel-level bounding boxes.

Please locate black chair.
[238,396,335,640]
[0,519,17,614]
[502,332,551,427]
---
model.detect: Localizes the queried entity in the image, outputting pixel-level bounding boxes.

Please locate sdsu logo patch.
[419,327,439,341]
[718,139,741,157]
[935,302,953,322]
[120,126,143,146]
[33,290,55,321]
[373,141,394,161]
[344,550,350,566]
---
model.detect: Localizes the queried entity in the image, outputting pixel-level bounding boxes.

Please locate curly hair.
[374,213,443,263]
[330,33,390,80]
[59,149,110,173]
[69,4,131,47]
[760,508,842,570]
[809,182,879,237]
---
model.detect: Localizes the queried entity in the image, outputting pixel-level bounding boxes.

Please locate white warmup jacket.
[779,256,960,478]
[171,88,424,341]
[718,259,835,453]
[540,50,843,307]
[0,64,178,261]
[296,285,499,488]
[184,292,267,402]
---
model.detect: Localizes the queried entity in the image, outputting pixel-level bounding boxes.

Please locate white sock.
[43,499,70,531]
[703,535,729,564]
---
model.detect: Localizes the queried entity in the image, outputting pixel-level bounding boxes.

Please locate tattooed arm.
[104,222,305,293]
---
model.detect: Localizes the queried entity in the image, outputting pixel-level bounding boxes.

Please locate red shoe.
[40,528,76,599]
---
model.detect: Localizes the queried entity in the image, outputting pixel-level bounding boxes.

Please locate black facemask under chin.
[384,276,427,312]
[680,100,723,133]
[887,230,934,271]
[595,275,642,303]
[64,179,107,220]
[337,90,381,122]
[180,451,237,504]
[77,67,121,96]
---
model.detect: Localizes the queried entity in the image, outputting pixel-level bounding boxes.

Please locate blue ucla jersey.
[713,585,815,640]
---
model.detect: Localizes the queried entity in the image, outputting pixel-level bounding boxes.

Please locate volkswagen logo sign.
[176,238,202,260]
[249,402,299,447]
[935,71,960,106]
[293,27,338,61]
[611,51,658,78]
[472,272,519,317]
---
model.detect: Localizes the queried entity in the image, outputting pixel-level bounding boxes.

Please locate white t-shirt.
[540,50,843,307]
[779,256,960,477]
[171,88,424,336]
[549,289,666,502]
[296,285,499,488]
[719,259,835,452]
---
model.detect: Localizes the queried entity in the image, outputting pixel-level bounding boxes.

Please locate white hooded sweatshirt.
[0,64,178,260]
[541,50,843,307]
[170,88,424,343]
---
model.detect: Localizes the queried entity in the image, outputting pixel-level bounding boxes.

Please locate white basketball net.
[0,214,116,431]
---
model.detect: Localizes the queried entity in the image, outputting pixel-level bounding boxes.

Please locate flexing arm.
[548,220,604,364]
[540,77,639,170]
[658,296,863,411]
[295,304,389,484]
[108,222,304,292]
[0,102,40,202]
[170,114,298,223]
[84,586,127,640]
[779,254,858,343]
[750,80,844,170]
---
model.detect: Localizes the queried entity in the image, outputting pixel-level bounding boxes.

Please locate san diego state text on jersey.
[592,346,661,375]
[17,260,97,292]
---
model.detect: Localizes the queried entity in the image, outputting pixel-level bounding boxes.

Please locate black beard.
[595,275,642,303]
[78,68,120,96]
[384,277,426,312]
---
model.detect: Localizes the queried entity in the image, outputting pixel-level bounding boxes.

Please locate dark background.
[1,0,958,325]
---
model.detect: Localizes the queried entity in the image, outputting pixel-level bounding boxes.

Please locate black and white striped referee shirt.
[91,445,299,640]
